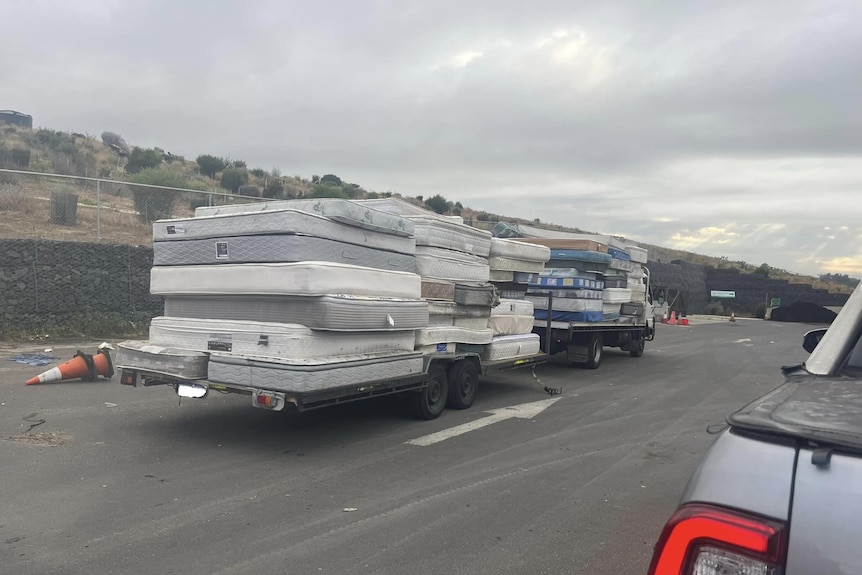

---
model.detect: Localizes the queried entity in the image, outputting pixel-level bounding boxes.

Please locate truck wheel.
[583,334,603,369]
[447,360,479,410]
[413,364,449,420]
[630,336,645,358]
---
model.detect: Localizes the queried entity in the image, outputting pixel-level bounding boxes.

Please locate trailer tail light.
[252,390,286,411]
[647,504,785,575]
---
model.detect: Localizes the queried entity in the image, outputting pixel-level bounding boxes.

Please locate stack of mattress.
[117,200,432,394]
[487,238,550,300]
[625,243,649,304]
[354,199,498,353]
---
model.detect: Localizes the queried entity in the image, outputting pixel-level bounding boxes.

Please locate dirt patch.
[8,432,72,446]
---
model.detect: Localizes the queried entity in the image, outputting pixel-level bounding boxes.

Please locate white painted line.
[406,397,562,447]
[733,338,752,343]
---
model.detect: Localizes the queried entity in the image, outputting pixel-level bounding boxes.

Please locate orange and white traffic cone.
[26,348,114,385]
[729,313,736,323]
[668,311,678,325]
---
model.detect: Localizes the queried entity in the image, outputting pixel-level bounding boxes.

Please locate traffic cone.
[661,310,668,324]
[730,313,736,323]
[26,349,114,385]
[680,317,690,326]
[668,311,678,325]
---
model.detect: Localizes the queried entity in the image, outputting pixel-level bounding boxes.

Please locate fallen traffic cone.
[729,313,736,323]
[680,317,690,326]
[26,348,114,385]
[668,311,678,325]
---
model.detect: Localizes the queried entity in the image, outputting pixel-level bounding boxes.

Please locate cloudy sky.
[3,0,861,275]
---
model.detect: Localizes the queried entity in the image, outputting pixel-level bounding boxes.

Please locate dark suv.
[648,283,862,574]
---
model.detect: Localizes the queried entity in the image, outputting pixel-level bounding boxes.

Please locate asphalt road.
[0,319,816,575]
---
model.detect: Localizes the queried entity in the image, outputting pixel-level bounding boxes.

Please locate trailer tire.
[447,360,479,410]
[630,335,645,358]
[413,364,449,420]
[583,334,603,369]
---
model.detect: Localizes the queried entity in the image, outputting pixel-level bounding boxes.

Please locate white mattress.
[164,295,429,331]
[415,246,490,284]
[152,234,417,272]
[603,302,622,314]
[427,313,454,326]
[208,351,424,393]
[148,317,416,359]
[150,262,421,299]
[453,316,491,330]
[488,315,535,336]
[415,326,494,346]
[492,299,534,316]
[409,216,492,257]
[482,334,541,361]
[116,340,209,380]
[602,288,633,303]
[628,268,646,280]
[153,209,416,255]
[489,270,514,282]
[416,343,456,354]
[194,198,415,237]
[487,256,546,274]
[533,289,602,300]
[489,238,551,262]
[609,259,638,273]
[527,295,603,312]
[624,245,648,264]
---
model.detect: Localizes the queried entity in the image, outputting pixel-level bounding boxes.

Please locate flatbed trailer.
[118,350,551,420]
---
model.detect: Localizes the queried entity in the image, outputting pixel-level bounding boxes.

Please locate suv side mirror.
[803,328,828,353]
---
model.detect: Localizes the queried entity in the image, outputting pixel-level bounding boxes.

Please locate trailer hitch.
[531,366,562,396]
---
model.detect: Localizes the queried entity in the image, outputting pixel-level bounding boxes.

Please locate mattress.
[454,284,498,307]
[603,302,622,314]
[416,343,456,354]
[163,295,429,331]
[482,334,541,361]
[150,262,421,299]
[628,268,646,280]
[421,279,456,301]
[489,270,514,282]
[427,314,455,326]
[512,238,608,253]
[602,276,628,289]
[603,288,633,303]
[489,238,550,262]
[492,299,534,316]
[547,249,613,265]
[545,261,607,275]
[534,309,604,323]
[208,351,425,393]
[153,209,416,255]
[152,234,417,272]
[116,340,209,380]
[527,295,603,312]
[609,258,638,273]
[532,276,604,290]
[552,233,627,250]
[488,315,535,336]
[415,246,490,284]
[625,245,649,264]
[607,247,631,261]
[498,291,528,300]
[621,302,644,316]
[603,312,621,321]
[487,256,545,274]
[148,317,416,359]
[542,267,600,280]
[531,289,603,300]
[453,316,491,330]
[408,216,492,257]
[415,326,494,346]
[427,301,492,318]
[194,198,415,237]
[513,272,540,283]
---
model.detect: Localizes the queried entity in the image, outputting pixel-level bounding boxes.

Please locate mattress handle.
[257,335,269,347]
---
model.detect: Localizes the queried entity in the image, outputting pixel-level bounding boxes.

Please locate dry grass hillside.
[0,123,854,295]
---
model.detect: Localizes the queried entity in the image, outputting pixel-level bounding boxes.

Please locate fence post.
[97,179,101,241]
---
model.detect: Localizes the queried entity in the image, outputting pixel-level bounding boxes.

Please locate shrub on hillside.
[196,154,228,179]
[311,184,347,199]
[424,194,452,214]
[238,184,261,197]
[250,168,267,178]
[220,167,249,193]
[129,168,188,222]
[124,147,163,174]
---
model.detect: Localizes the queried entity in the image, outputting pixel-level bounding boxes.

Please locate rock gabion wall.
[0,239,162,336]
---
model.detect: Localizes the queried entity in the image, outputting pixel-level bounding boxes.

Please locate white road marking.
[733,338,752,343]
[405,397,562,447]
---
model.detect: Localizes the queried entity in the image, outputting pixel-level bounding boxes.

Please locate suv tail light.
[648,504,786,575]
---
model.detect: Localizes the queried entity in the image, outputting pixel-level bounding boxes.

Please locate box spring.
[116,340,209,380]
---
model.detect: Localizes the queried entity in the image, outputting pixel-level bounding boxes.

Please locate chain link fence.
[0,169,267,246]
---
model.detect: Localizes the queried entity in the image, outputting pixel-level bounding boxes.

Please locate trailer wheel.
[630,335,645,358]
[583,334,603,369]
[413,364,448,420]
[447,360,479,410]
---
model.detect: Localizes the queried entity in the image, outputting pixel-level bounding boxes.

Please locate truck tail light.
[648,504,786,575]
